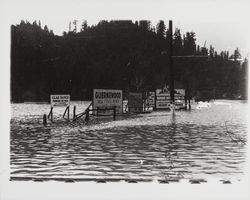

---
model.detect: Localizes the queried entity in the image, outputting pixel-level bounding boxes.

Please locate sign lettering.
[50,95,70,107]
[93,89,123,115]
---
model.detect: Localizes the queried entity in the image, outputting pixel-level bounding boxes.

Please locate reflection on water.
[10,100,248,181]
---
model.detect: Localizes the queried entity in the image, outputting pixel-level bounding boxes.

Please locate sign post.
[48,107,53,121]
[168,20,174,105]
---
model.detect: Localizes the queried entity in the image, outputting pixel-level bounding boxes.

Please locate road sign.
[93,89,123,115]
[50,95,70,107]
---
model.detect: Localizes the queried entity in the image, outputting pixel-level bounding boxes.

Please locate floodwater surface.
[10,100,248,182]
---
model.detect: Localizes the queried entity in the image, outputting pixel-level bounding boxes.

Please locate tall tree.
[173,28,182,55]
[156,20,166,38]
[139,20,151,31]
[183,32,196,55]
[234,48,241,61]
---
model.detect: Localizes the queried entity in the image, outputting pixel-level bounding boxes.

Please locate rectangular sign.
[156,89,170,109]
[128,92,143,113]
[147,92,155,107]
[155,88,186,109]
[93,89,123,115]
[50,95,70,107]
[156,100,171,109]
[156,89,169,96]
[175,89,185,96]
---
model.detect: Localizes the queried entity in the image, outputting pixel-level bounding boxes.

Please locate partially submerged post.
[169,20,175,111]
[113,106,116,120]
[68,106,70,120]
[85,108,89,122]
[184,93,188,110]
[63,106,70,121]
[43,114,47,125]
[187,81,191,110]
[48,107,53,122]
[73,105,76,120]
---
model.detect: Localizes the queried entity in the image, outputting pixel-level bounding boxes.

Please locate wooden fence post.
[188,99,191,110]
[48,107,53,122]
[67,106,70,121]
[85,108,89,122]
[113,106,116,121]
[51,107,54,121]
[185,95,187,110]
[73,106,76,120]
[43,114,47,125]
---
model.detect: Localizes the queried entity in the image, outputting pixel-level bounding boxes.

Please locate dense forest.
[11,20,248,102]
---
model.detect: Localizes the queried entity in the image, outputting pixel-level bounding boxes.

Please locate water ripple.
[10,100,247,181]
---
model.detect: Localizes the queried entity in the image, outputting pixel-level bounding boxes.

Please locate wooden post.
[184,95,187,110]
[154,89,156,111]
[48,107,53,122]
[187,81,191,110]
[113,106,116,120]
[43,114,47,125]
[63,106,69,119]
[73,106,76,120]
[97,107,99,116]
[67,106,70,121]
[63,107,67,118]
[169,20,175,105]
[51,107,53,121]
[184,81,188,110]
[85,108,89,122]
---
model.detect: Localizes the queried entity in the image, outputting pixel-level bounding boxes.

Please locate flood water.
[10,100,248,182]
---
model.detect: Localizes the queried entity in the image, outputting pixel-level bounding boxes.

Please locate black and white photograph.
[0,0,250,199]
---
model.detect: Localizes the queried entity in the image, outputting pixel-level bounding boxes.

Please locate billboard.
[128,92,143,113]
[50,95,70,107]
[93,89,123,115]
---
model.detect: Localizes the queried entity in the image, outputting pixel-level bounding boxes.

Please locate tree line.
[11,20,248,102]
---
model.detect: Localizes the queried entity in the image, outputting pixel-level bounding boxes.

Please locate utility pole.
[169,20,174,104]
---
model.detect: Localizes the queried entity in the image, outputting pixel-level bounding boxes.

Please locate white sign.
[156,100,171,109]
[93,89,123,115]
[175,89,185,96]
[147,92,155,107]
[156,89,169,96]
[50,95,70,107]
[155,88,186,109]
[156,89,170,109]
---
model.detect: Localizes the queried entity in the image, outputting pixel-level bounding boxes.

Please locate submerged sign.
[50,95,70,107]
[93,89,123,114]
